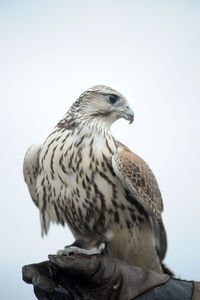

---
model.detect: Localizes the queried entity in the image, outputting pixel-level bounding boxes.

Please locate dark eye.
[108,94,118,104]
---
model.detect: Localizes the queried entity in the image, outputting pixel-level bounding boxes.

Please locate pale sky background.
[0,0,200,299]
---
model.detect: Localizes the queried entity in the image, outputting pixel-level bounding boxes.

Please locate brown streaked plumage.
[112,142,163,218]
[24,85,167,273]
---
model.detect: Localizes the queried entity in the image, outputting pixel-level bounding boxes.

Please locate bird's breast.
[38,126,148,237]
[39,127,120,230]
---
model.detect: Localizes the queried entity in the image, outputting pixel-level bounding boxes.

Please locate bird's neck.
[56,115,117,157]
[57,111,115,131]
[75,120,117,157]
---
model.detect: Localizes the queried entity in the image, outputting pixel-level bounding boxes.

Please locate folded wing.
[23,144,41,207]
[112,141,167,260]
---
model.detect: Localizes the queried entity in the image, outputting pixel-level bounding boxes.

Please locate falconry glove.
[22,253,169,300]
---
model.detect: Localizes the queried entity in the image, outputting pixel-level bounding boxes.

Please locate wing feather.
[23,144,41,207]
[112,141,163,218]
[112,141,167,260]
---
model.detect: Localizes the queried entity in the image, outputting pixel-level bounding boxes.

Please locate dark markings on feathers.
[43,215,47,234]
[102,152,116,176]
[54,202,62,225]
[47,193,51,205]
[126,220,132,229]
[38,167,42,175]
[77,126,83,136]
[94,183,106,209]
[101,161,107,172]
[85,210,91,222]
[60,133,71,150]
[69,152,74,169]
[77,146,82,156]
[58,173,66,185]
[86,185,91,199]
[89,147,93,158]
[114,211,120,223]
[44,129,59,144]
[86,174,90,183]
[133,166,140,173]
[101,157,116,177]
[55,135,62,142]
[112,199,119,208]
[84,223,90,232]
[99,171,114,186]
[137,216,144,223]
[78,207,83,219]
[79,168,83,177]
[63,205,69,222]
[124,189,148,219]
[77,156,83,170]
[71,199,75,212]
[76,174,79,184]
[82,179,86,189]
[41,177,46,211]
[60,128,67,133]
[64,143,73,157]
[141,177,145,187]
[88,131,93,138]
[106,139,114,155]
[62,132,71,143]
[91,111,113,118]
[75,135,85,148]
[63,200,76,231]
[146,185,151,197]
[59,154,67,173]
[50,145,57,174]
[120,203,126,210]
[108,164,116,177]
[89,137,94,147]
[43,138,56,162]
[76,187,80,197]
[41,178,47,233]
[85,198,89,204]
[131,213,136,222]
[57,118,80,130]
[99,171,117,207]
[102,152,107,161]
[51,172,55,181]
[92,196,97,204]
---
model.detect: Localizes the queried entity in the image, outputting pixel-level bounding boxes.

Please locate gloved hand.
[22,253,169,300]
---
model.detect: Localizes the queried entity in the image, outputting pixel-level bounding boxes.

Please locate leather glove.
[22,253,169,300]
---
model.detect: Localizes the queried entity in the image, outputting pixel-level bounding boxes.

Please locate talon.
[57,246,78,256]
[57,243,106,256]
[98,243,106,253]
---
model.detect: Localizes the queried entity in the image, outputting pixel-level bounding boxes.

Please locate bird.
[24,85,167,273]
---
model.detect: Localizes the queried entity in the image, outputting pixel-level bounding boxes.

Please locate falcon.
[24,85,167,273]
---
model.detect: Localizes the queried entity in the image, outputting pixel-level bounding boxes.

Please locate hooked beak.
[118,104,134,124]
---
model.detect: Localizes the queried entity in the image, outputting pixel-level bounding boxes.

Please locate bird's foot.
[57,243,106,256]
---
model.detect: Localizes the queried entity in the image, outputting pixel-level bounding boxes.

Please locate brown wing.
[112,141,163,218]
[112,142,167,260]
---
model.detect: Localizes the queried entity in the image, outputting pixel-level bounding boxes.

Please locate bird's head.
[71,85,134,128]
